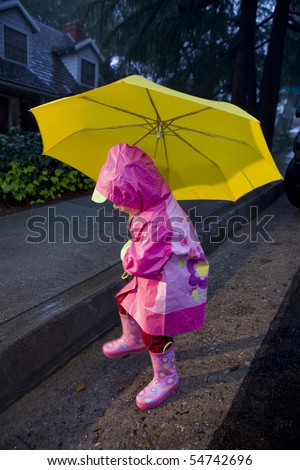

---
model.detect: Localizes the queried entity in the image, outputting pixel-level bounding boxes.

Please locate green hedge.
[0,131,94,204]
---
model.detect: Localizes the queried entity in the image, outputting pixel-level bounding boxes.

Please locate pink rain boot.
[102,314,147,358]
[136,345,179,409]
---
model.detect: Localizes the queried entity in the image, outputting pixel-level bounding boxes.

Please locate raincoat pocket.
[138,275,167,313]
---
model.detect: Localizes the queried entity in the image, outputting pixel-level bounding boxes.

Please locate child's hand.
[120,239,132,260]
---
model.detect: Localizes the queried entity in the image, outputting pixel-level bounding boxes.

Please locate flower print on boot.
[136,345,179,410]
[102,314,147,358]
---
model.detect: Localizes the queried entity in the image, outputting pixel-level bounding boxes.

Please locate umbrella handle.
[156,122,163,139]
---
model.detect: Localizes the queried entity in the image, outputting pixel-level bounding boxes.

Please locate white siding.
[61,46,99,87]
[61,53,79,82]
[0,7,33,32]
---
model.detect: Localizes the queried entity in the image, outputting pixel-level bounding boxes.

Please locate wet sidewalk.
[0,149,292,411]
[1,190,299,450]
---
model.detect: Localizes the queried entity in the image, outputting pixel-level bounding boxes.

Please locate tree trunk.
[231,0,258,115]
[258,0,291,150]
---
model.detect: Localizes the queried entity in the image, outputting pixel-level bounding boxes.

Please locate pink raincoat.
[95,143,209,336]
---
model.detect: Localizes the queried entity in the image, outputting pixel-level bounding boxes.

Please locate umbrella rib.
[145,89,170,167]
[171,124,251,147]
[131,125,169,165]
[165,107,212,124]
[82,123,151,131]
[168,129,237,200]
[80,96,156,126]
[162,134,169,167]
[146,89,162,123]
[171,126,264,177]
[42,125,150,155]
[168,129,219,166]
[170,128,257,194]
[132,127,157,147]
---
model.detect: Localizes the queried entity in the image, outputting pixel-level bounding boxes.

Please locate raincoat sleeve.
[120,239,132,261]
[122,218,172,279]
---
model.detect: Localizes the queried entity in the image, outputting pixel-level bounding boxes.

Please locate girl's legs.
[103,293,179,409]
[116,292,128,316]
[117,294,173,353]
[134,318,179,410]
[141,330,173,354]
[101,294,146,358]
[136,343,179,410]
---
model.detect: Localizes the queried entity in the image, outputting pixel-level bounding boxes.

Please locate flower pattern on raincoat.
[94,142,209,336]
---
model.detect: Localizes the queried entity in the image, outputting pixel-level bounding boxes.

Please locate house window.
[4,26,27,65]
[81,59,95,87]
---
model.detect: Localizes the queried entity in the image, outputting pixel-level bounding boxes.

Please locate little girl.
[92,142,209,410]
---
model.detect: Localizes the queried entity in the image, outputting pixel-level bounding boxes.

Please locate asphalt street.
[0,192,299,450]
[0,149,288,412]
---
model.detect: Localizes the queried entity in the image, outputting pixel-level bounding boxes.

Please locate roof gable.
[0,1,106,95]
[0,0,39,32]
[31,21,84,93]
[74,38,105,61]
[52,37,105,63]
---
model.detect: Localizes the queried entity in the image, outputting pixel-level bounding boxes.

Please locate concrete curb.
[200,180,284,254]
[0,264,123,412]
[0,180,284,412]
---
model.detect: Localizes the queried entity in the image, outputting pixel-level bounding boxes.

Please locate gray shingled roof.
[30,21,88,96]
[0,57,55,94]
[0,11,98,96]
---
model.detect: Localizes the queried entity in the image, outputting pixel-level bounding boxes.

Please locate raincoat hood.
[94,143,171,211]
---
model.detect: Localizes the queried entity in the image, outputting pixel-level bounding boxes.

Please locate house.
[0,0,108,133]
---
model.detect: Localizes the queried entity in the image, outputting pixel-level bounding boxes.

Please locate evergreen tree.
[258,0,292,148]
[21,0,300,148]
[83,0,237,98]
[231,0,258,115]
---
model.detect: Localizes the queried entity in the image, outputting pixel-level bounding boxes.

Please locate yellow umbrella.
[31,75,282,201]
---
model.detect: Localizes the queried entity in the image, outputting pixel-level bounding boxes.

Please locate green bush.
[0,131,94,204]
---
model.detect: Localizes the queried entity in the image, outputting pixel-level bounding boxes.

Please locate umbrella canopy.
[31,75,282,201]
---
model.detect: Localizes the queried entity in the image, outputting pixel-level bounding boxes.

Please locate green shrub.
[0,131,94,204]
